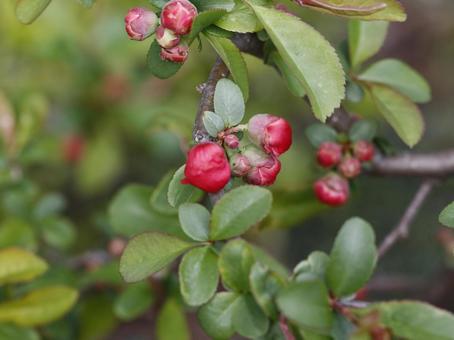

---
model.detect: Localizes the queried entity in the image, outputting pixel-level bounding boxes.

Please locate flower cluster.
[312,129,375,206]
[124,0,197,63]
[182,114,292,193]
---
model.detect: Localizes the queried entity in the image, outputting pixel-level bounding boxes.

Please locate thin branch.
[378,179,437,258]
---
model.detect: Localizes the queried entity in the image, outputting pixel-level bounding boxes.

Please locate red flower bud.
[63,135,85,163]
[248,114,292,156]
[313,174,349,206]
[339,156,362,179]
[316,142,342,168]
[353,140,375,162]
[160,44,189,63]
[156,25,180,49]
[125,7,158,41]
[161,0,198,35]
[243,146,281,186]
[230,154,251,177]
[224,134,240,149]
[182,142,231,193]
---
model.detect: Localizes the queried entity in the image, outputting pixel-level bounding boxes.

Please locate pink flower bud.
[248,114,292,157]
[161,0,198,36]
[243,146,281,186]
[313,174,349,206]
[156,25,180,49]
[182,142,231,193]
[160,44,189,63]
[353,140,375,162]
[230,154,251,177]
[316,142,342,168]
[125,7,158,41]
[338,156,361,179]
[224,134,240,149]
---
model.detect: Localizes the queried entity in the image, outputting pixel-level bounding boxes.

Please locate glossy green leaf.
[211,185,272,240]
[215,1,263,33]
[147,40,183,79]
[348,20,389,67]
[370,84,424,147]
[294,251,330,283]
[156,298,190,340]
[359,59,431,103]
[198,292,238,339]
[0,286,78,326]
[113,282,154,321]
[0,324,39,340]
[196,0,235,11]
[188,9,227,41]
[277,280,333,333]
[203,110,226,137]
[219,239,254,292]
[119,232,194,282]
[250,245,289,280]
[327,217,377,297]
[439,201,454,228]
[0,248,47,285]
[179,246,219,306]
[205,34,250,101]
[250,4,345,121]
[167,165,204,208]
[178,203,210,241]
[305,124,338,148]
[269,51,306,98]
[233,294,269,338]
[16,0,51,24]
[213,78,245,126]
[150,172,178,215]
[348,120,377,142]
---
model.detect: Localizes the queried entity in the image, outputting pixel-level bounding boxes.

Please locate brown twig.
[378,179,438,258]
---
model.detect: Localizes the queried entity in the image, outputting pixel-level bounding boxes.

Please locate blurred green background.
[1,0,454,338]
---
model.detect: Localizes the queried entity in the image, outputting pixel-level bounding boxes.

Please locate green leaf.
[219,239,254,292]
[250,245,289,280]
[203,111,226,137]
[179,246,219,306]
[301,0,406,22]
[188,9,228,41]
[369,84,424,147]
[277,280,333,334]
[294,251,330,283]
[40,217,76,251]
[215,1,263,33]
[33,193,65,220]
[269,51,306,98]
[205,33,250,101]
[249,263,284,319]
[0,324,39,340]
[15,0,51,25]
[249,4,345,121]
[178,203,210,241]
[147,40,183,79]
[113,282,154,321]
[119,232,194,282]
[213,78,245,126]
[211,185,272,240]
[150,172,178,215]
[362,301,454,340]
[167,165,204,208]
[327,217,377,297]
[305,124,338,148]
[349,20,389,68]
[0,248,48,285]
[439,202,454,228]
[0,286,78,326]
[198,292,238,339]
[348,120,377,142]
[149,0,167,9]
[358,59,431,103]
[0,218,37,251]
[109,185,183,238]
[156,298,190,340]
[232,294,269,338]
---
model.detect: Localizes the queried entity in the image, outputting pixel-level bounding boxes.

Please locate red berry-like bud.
[230,154,251,177]
[339,156,362,179]
[316,142,342,168]
[313,174,349,206]
[224,134,240,149]
[155,25,180,49]
[63,135,85,163]
[353,140,375,162]
[182,142,231,193]
[160,44,189,63]
[248,114,292,156]
[161,0,198,35]
[125,7,158,41]
[243,146,281,186]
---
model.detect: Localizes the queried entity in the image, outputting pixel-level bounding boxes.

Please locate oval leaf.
[113,282,154,321]
[348,120,377,142]
[147,40,183,79]
[305,124,338,148]
[203,111,226,137]
[16,0,51,25]
[439,201,454,228]
[219,239,254,292]
[232,294,269,338]
[0,248,48,285]
[167,166,204,208]
[178,203,210,241]
[213,78,245,126]
[156,298,190,340]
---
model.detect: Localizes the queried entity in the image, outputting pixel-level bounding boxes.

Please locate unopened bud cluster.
[124,0,197,63]
[182,114,292,193]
